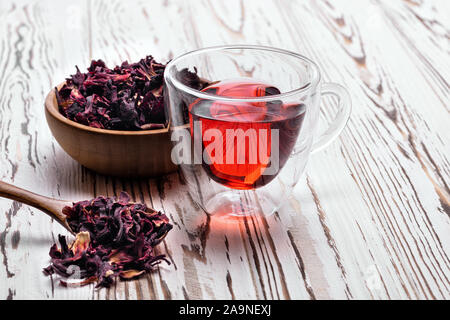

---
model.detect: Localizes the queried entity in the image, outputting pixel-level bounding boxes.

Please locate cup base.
[204,189,282,219]
[205,191,257,217]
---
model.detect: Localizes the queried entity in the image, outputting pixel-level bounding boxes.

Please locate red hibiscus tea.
[189,79,305,190]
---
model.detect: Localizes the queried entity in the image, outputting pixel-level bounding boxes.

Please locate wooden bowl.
[44,84,177,178]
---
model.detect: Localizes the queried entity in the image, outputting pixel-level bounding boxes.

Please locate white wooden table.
[0,0,449,300]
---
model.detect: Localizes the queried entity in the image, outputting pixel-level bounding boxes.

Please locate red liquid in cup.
[189,79,305,190]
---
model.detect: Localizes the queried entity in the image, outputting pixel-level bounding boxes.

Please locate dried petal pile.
[56,56,167,130]
[43,192,172,288]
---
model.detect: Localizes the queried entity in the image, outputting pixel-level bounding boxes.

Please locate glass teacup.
[164,45,351,218]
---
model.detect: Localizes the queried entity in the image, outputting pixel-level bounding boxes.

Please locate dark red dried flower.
[56,56,167,131]
[43,192,172,288]
[175,67,213,91]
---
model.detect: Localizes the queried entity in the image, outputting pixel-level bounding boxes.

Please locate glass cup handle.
[311,82,352,154]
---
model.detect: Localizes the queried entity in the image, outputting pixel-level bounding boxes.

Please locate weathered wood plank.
[275,0,450,299]
[0,0,448,300]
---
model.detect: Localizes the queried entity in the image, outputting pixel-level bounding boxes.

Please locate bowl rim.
[45,82,169,136]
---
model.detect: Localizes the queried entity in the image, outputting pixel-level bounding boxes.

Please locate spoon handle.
[0,180,72,232]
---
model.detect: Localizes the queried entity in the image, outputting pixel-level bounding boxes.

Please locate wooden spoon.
[0,180,74,234]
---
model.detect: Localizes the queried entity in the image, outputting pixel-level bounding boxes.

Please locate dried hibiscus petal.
[44,192,172,288]
[57,56,168,131]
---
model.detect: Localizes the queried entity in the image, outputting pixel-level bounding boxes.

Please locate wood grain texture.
[0,0,448,300]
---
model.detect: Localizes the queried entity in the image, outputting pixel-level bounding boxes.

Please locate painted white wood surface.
[0,0,448,300]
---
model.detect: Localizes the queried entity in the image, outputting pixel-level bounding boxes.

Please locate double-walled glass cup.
[164,45,351,218]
